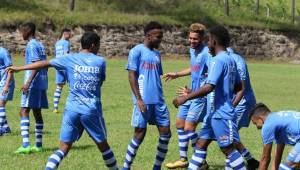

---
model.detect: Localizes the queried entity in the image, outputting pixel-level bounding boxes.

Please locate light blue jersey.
[206,51,240,119]
[49,52,106,115]
[24,39,48,90]
[262,111,300,145]
[126,44,164,104]
[55,39,70,58]
[0,47,14,88]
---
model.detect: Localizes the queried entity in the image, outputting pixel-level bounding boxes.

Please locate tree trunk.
[255,0,259,15]
[224,0,229,16]
[69,0,75,11]
[291,0,295,23]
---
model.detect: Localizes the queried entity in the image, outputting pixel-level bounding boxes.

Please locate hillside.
[0,0,299,31]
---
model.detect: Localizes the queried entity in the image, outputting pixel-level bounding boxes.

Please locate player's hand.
[5,66,20,73]
[137,99,147,113]
[176,86,191,97]
[21,83,30,93]
[162,72,178,82]
[173,96,187,108]
[2,85,9,96]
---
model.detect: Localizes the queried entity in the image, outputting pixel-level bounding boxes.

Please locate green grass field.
[0,57,299,169]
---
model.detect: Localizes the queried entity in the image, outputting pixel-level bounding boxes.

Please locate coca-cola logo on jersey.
[73,81,97,91]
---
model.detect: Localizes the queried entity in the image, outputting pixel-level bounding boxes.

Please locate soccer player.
[0,47,14,136]
[163,23,209,169]
[122,21,171,170]
[250,103,300,170]
[7,32,118,170]
[53,28,71,114]
[227,48,259,169]
[173,25,246,170]
[15,22,48,154]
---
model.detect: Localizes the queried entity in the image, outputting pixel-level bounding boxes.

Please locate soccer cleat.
[53,109,59,114]
[199,161,209,170]
[15,146,31,154]
[165,158,188,169]
[31,146,43,153]
[247,158,259,170]
[3,127,11,134]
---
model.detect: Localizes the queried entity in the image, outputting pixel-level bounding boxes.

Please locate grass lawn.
[0,57,299,169]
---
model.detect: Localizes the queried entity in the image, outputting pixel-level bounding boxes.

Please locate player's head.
[81,32,100,54]
[60,28,71,40]
[189,23,206,49]
[249,103,271,129]
[20,22,36,40]
[208,25,230,56]
[144,21,163,49]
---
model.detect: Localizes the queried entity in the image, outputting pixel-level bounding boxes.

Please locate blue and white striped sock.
[279,163,292,170]
[188,148,206,170]
[35,122,43,147]
[227,150,246,170]
[241,148,253,161]
[177,128,188,159]
[153,134,171,170]
[0,107,6,129]
[102,148,118,169]
[186,130,198,149]
[53,86,62,110]
[45,149,65,170]
[225,159,233,170]
[122,138,141,170]
[20,117,30,147]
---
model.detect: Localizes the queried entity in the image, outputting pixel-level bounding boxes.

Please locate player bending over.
[122,21,171,170]
[163,23,209,169]
[53,28,71,113]
[173,25,246,170]
[0,47,14,136]
[15,22,49,154]
[7,32,118,170]
[250,103,300,170]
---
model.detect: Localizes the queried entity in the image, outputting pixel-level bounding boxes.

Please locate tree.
[69,0,75,11]
[291,0,295,23]
[255,0,259,15]
[224,0,229,16]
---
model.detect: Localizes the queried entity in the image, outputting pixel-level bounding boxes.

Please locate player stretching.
[250,103,300,170]
[7,32,118,169]
[227,48,259,169]
[164,23,209,169]
[53,28,71,113]
[0,47,14,136]
[15,22,48,154]
[122,21,171,170]
[173,25,246,170]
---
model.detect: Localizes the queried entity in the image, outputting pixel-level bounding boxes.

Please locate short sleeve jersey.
[262,111,300,145]
[190,46,209,94]
[49,52,106,115]
[0,47,14,88]
[55,39,70,57]
[24,39,48,90]
[206,51,240,119]
[126,44,164,104]
[228,48,256,104]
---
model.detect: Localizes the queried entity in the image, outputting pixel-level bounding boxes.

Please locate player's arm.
[271,143,285,170]
[259,143,273,170]
[232,80,244,107]
[163,67,191,82]
[6,60,51,73]
[128,70,146,112]
[173,83,214,108]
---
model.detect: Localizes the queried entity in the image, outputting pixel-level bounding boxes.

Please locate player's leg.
[45,141,72,170]
[122,104,148,170]
[212,118,246,170]
[279,143,300,170]
[152,104,171,170]
[165,102,189,169]
[15,107,31,153]
[0,100,9,135]
[81,114,118,169]
[53,70,66,113]
[31,108,44,152]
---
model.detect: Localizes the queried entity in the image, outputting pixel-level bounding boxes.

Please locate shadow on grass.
[43,144,94,152]
[2,130,52,136]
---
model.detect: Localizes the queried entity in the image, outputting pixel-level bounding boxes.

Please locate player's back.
[51,52,106,115]
[263,111,300,145]
[209,51,237,119]
[55,39,70,57]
